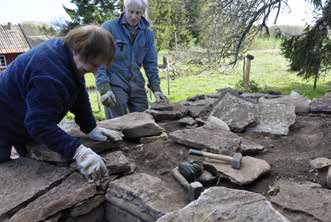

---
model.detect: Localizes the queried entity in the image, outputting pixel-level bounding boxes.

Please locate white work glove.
[87,127,124,142]
[100,90,117,107]
[74,144,108,182]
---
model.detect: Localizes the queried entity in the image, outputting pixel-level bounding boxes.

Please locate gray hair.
[124,0,148,12]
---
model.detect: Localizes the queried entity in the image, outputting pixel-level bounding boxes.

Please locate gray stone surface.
[270,179,331,222]
[180,97,217,118]
[170,126,264,155]
[106,203,143,222]
[66,205,104,222]
[157,187,289,222]
[103,151,131,175]
[0,158,72,221]
[310,91,331,113]
[105,173,186,222]
[98,112,165,138]
[205,156,270,185]
[7,173,97,222]
[146,104,189,121]
[170,127,241,155]
[70,195,105,217]
[177,117,196,126]
[259,95,311,113]
[240,92,281,103]
[204,116,230,131]
[310,157,331,170]
[247,103,296,135]
[210,92,259,132]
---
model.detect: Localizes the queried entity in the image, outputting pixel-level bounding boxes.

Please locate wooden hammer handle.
[189,149,232,162]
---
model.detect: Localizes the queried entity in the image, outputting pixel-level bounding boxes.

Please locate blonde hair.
[124,0,148,12]
[64,25,115,67]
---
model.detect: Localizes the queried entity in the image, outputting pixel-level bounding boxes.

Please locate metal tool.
[189,149,243,169]
[172,167,203,201]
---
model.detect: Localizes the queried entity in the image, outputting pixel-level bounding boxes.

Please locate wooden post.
[164,56,171,95]
[244,54,254,92]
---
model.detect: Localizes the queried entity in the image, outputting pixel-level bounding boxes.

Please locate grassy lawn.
[79,38,331,120]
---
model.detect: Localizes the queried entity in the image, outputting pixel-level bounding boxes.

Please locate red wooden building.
[0,23,31,72]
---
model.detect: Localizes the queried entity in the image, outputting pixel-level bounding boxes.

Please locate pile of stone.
[2,89,331,222]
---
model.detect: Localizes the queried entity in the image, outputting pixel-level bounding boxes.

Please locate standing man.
[94,0,168,119]
[0,25,123,182]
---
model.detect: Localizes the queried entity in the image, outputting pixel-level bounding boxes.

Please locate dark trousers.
[104,83,148,119]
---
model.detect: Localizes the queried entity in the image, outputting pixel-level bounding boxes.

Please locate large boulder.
[7,173,97,222]
[210,92,259,132]
[105,173,186,222]
[270,179,331,222]
[0,158,72,221]
[205,156,271,185]
[310,91,331,113]
[247,103,296,135]
[98,112,165,138]
[170,126,264,155]
[157,187,289,222]
[259,95,311,113]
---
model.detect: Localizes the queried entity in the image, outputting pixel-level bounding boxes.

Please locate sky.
[0,0,317,26]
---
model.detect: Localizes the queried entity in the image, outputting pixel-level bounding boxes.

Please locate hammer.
[172,167,204,201]
[189,149,243,169]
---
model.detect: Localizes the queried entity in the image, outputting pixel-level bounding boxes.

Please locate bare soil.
[124,113,331,199]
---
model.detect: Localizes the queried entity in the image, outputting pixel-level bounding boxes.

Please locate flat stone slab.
[259,95,311,113]
[270,179,331,222]
[0,158,72,221]
[310,157,331,170]
[247,103,296,135]
[180,97,217,118]
[105,173,186,222]
[210,92,259,132]
[146,104,189,121]
[103,151,131,175]
[7,173,97,222]
[98,112,165,138]
[157,187,289,222]
[310,92,331,113]
[170,126,264,155]
[205,156,271,185]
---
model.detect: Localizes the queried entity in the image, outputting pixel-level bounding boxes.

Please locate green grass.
[70,37,331,120]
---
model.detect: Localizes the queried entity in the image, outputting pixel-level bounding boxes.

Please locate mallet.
[189,149,243,169]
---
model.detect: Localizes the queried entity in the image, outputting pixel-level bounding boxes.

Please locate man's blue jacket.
[94,13,160,91]
[0,38,96,158]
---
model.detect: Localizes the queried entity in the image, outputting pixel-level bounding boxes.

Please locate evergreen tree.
[281,0,331,89]
[61,0,118,34]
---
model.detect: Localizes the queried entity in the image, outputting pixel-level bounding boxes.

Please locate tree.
[196,0,330,88]
[61,0,118,34]
[149,0,192,50]
[281,0,331,89]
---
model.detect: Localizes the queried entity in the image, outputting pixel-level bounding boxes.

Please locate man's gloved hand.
[150,84,169,104]
[87,127,124,142]
[74,144,108,182]
[98,83,116,107]
[153,91,169,104]
[100,90,117,107]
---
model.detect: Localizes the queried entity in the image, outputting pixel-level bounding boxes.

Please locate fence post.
[244,54,254,92]
[164,56,171,95]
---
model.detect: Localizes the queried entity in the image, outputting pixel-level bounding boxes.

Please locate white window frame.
[0,55,7,68]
